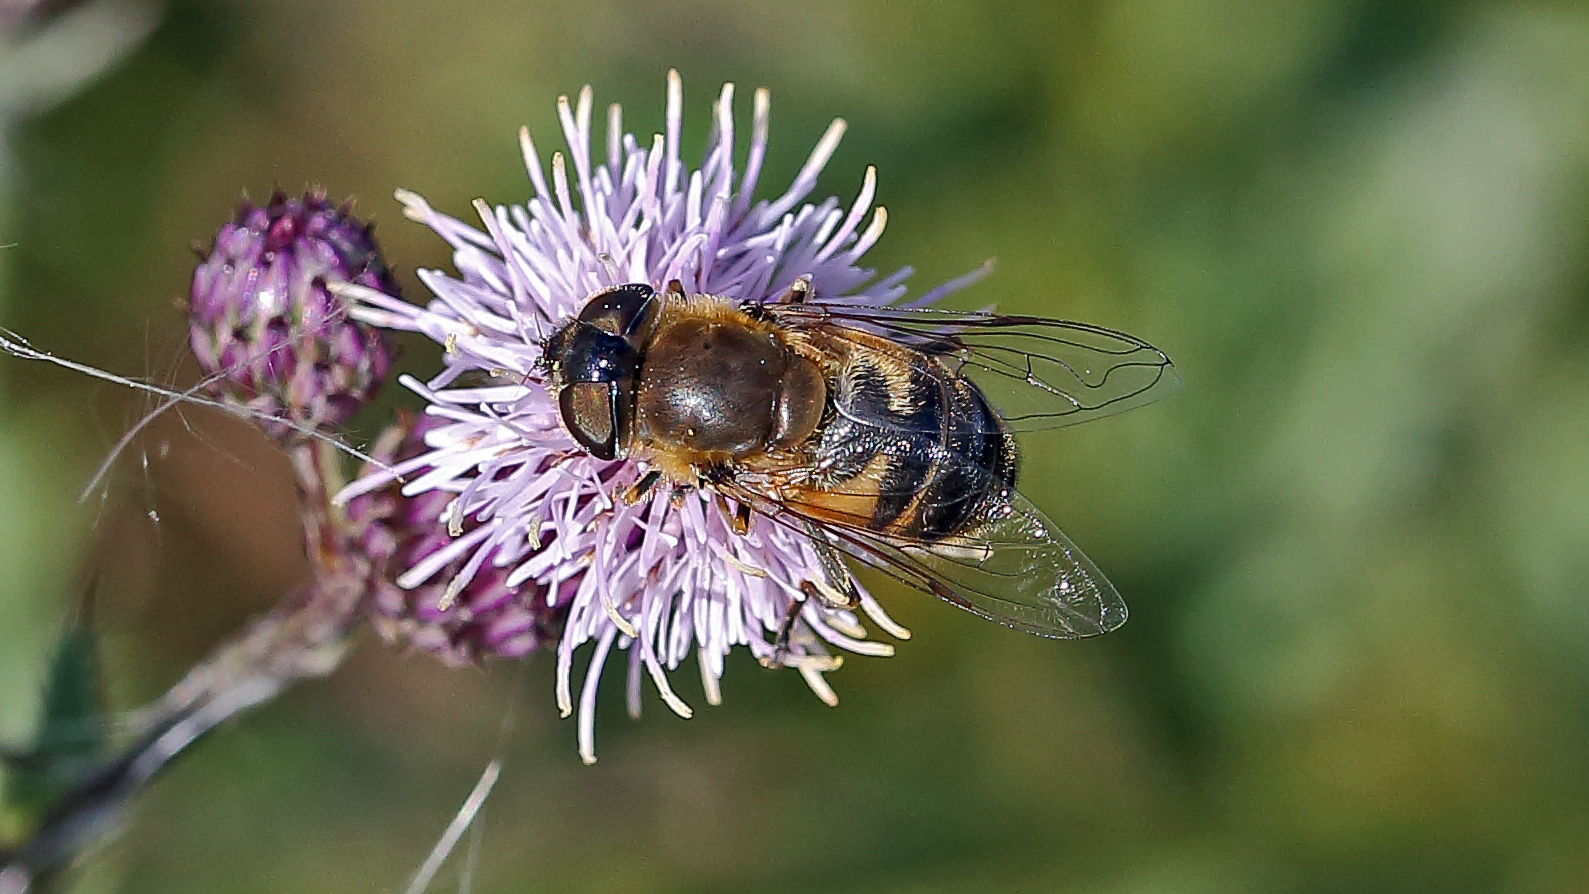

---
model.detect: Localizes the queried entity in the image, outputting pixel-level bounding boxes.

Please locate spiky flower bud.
[347,416,563,665]
[188,190,396,439]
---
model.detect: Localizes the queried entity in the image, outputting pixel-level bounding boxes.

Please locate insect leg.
[712,492,750,535]
[622,469,663,504]
[798,521,861,609]
[764,522,857,667]
[711,495,753,536]
[766,587,811,665]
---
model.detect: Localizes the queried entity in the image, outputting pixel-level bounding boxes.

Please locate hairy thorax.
[633,300,825,482]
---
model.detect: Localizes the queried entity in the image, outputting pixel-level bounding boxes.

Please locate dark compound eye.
[558,380,632,460]
[543,316,641,460]
[577,283,659,338]
[556,323,638,385]
[543,285,659,460]
[560,382,615,458]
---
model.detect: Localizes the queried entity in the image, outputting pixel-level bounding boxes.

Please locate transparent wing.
[766,303,1179,431]
[714,476,1127,639]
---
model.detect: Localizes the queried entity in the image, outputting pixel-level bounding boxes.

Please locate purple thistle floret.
[188,190,395,439]
[336,73,985,763]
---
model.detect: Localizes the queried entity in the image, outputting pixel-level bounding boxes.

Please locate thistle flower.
[188,190,395,440]
[349,415,562,665]
[337,73,984,763]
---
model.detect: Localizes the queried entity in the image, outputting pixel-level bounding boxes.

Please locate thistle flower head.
[338,73,983,763]
[188,190,396,439]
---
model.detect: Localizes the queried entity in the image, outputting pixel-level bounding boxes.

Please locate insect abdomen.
[910,376,1014,539]
[811,347,1017,541]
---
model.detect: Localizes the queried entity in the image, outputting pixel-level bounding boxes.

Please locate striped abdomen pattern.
[811,344,1017,541]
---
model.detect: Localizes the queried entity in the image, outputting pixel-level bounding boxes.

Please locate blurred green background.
[3,0,1589,891]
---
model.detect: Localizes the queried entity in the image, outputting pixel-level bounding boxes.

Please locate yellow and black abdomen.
[808,344,1017,542]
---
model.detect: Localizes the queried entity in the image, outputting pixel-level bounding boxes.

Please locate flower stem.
[0,444,369,890]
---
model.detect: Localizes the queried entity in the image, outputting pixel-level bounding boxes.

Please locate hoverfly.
[540,276,1177,649]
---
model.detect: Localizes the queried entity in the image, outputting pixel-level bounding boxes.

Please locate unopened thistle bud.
[187,190,396,439]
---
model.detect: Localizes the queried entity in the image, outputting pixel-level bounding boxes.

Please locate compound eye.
[559,381,631,460]
[560,382,616,459]
[557,323,637,385]
[578,284,660,338]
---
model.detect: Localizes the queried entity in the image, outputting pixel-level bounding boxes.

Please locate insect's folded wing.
[772,303,1180,432]
[718,480,1128,639]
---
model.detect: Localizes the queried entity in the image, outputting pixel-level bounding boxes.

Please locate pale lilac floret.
[335,72,984,763]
